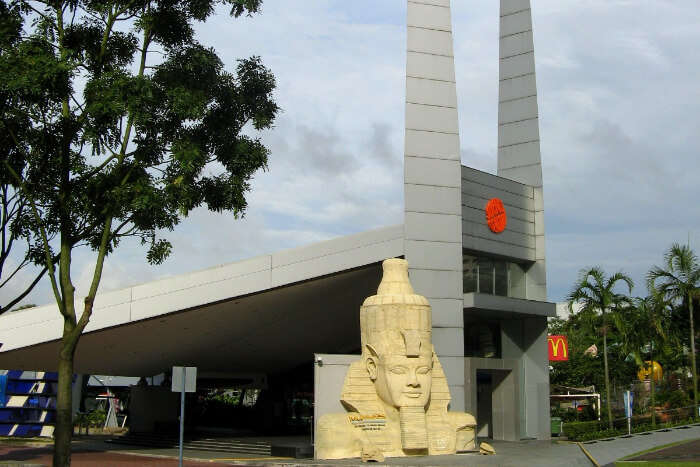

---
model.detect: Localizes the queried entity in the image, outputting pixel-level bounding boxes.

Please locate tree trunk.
[603,314,613,430]
[690,293,697,420]
[53,331,77,467]
[650,343,656,428]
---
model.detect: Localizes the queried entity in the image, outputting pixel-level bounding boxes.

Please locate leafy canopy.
[0,0,278,295]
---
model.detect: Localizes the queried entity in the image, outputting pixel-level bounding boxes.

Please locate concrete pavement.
[578,422,700,466]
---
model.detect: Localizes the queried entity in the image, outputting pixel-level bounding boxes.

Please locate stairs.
[107,432,272,455]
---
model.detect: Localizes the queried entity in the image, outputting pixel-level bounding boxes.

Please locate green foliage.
[1,1,277,463]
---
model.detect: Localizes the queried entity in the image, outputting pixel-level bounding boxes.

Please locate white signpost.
[172,366,197,467]
[624,390,634,435]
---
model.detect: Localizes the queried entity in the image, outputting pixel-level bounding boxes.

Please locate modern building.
[0,0,555,442]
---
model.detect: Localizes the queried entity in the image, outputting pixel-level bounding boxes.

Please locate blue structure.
[0,370,57,437]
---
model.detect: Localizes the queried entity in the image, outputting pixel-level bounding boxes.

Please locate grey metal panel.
[462,205,534,236]
[448,384,465,412]
[432,328,465,357]
[406,130,460,160]
[499,52,536,81]
[406,103,459,133]
[407,1,452,31]
[463,234,535,262]
[407,27,454,56]
[462,194,534,223]
[314,353,359,455]
[406,156,462,188]
[405,184,461,215]
[409,268,462,299]
[461,166,533,198]
[463,293,556,318]
[499,164,543,187]
[439,356,465,387]
[405,239,462,270]
[405,212,461,242]
[500,31,534,58]
[498,119,540,148]
[412,0,450,6]
[463,219,535,249]
[499,74,537,103]
[461,181,534,211]
[406,77,458,108]
[498,95,538,124]
[404,1,464,387]
[500,9,532,37]
[501,0,531,16]
[430,298,464,327]
[498,141,542,169]
[271,224,404,268]
[406,52,456,82]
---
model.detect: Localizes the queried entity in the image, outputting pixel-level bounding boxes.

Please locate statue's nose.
[407,370,419,387]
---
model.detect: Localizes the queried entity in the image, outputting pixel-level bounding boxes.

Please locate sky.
[3,0,700,309]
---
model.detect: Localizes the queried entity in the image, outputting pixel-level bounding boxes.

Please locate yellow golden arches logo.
[548,335,568,361]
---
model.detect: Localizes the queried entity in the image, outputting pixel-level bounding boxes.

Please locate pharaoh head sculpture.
[360,258,433,450]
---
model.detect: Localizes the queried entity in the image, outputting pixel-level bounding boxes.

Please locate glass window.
[465,321,501,358]
[509,263,527,299]
[494,261,508,296]
[478,258,494,294]
[463,252,531,299]
[463,256,478,293]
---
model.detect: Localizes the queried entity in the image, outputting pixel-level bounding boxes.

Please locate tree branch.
[2,161,65,317]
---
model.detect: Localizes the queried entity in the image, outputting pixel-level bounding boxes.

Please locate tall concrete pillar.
[497,0,546,301]
[498,0,550,438]
[403,0,465,411]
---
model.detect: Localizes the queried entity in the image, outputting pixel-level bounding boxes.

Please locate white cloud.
[3,1,700,311]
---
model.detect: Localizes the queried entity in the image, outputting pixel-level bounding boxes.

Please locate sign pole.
[179,366,185,467]
[624,390,632,435]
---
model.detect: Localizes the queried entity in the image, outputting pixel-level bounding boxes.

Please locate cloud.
[3,0,700,314]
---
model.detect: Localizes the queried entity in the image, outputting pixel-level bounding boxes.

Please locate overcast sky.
[4,0,700,309]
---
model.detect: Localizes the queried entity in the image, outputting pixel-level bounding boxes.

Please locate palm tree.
[568,267,633,429]
[648,243,700,417]
[615,295,671,428]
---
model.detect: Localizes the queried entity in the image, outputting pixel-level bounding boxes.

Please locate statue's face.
[369,354,433,408]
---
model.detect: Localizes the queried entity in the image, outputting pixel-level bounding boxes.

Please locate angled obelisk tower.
[497,0,546,301]
[403,0,465,410]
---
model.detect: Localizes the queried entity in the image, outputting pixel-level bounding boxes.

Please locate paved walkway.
[0,437,591,466]
[579,423,700,466]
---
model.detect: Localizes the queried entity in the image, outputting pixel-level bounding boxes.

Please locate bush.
[563,420,605,440]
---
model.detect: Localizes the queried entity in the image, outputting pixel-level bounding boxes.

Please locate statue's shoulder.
[447,411,476,428]
[316,413,364,460]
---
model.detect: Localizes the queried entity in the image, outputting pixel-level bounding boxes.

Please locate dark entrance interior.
[476,369,515,440]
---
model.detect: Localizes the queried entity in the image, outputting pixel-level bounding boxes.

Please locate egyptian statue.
[316,258,476,459]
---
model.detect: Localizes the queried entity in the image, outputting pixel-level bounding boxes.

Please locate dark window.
[478,258,494,294]
[463,253,529,299]
[463,256,478,293]
[465,321,502,358]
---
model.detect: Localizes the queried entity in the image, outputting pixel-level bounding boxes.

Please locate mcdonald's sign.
[548,335,569,361]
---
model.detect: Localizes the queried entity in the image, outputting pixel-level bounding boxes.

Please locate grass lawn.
[615,437,700,466]
[616,462,700,466]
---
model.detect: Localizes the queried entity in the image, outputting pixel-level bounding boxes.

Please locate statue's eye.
[390,366,407,375]
[416,366,431,375]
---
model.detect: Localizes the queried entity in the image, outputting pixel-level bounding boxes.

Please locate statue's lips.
[403,391,423,398]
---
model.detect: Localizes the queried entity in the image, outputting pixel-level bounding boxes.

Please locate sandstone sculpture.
[316,258,476,459]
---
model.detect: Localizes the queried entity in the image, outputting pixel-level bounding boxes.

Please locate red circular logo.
[485,198,507,233]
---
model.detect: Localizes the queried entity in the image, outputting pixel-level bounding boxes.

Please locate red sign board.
[485,198,507,233]
[548,335,569,361]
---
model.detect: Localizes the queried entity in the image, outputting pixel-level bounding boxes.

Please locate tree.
[0,2,55,312]
[648,243,700,419]
[567,267,633,429]
[0,1,278,465]
[614,294,672,427]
